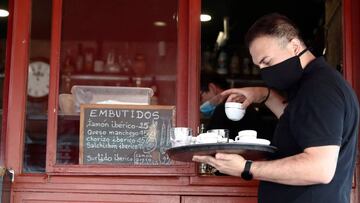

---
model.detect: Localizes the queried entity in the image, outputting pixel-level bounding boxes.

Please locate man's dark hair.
[200,71,230,92]
[245,13,304,48]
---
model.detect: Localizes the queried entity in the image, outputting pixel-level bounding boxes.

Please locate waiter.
[193,13,359,203]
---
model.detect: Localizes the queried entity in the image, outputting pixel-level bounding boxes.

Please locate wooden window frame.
[3,0,200,175]
[44,0,200,175]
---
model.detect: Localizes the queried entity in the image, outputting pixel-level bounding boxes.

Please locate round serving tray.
[166,143,277,162]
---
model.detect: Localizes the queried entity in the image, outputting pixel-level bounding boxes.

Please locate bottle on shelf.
[84,48,94,73]
[133,76,143,87]
[229,53,241,75]
[150,76,159,105]
[62,49,74,93]
[242,57,251,76]
[63,49,75,74]
[132,54,147,77]
[200,123,205,133]
[104,49,121,73]
[217,50,228,75]
[202,49,214,72]
[93,40,104,73]
[122,42,133,75]
[122,54,132,76]
[75,43,84,73]
[215,17,230,75]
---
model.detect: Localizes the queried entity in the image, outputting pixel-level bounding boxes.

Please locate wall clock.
[27,60,50,99]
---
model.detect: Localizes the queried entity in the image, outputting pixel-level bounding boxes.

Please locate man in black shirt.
[193,13,359,203]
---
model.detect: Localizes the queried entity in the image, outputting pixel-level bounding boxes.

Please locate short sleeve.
[289,81,344,149]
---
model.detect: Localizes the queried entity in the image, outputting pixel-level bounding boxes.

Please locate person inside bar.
[200,71,260,139]
[193,13,359,203]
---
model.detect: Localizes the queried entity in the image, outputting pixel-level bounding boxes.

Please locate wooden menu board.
[79,104,175,165]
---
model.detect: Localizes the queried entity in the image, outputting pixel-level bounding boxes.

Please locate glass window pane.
[57,0,178,165]
[24,0,52,173]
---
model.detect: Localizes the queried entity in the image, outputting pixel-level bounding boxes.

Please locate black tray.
[166,143,277,162]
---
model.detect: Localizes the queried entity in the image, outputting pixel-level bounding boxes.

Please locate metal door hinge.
[8,169,15,183]
[1,167,15,182]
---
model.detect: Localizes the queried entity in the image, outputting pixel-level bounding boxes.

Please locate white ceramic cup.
[235,130,257,141]
[196,132,221,144]
[225,102,246,121]
[170,127,192,147]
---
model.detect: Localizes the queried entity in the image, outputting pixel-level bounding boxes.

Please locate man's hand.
[193,153,246,177]
[208,93,227,106]
[221,87,269,108]
[221,87,286,118]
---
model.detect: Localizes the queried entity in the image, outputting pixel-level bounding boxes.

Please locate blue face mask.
[200,101,216,117]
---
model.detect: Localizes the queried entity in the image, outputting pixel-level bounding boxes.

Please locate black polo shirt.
[258,57,359,203]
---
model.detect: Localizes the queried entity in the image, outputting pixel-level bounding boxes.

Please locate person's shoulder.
[301,60,344,92]
[303,57,343,82]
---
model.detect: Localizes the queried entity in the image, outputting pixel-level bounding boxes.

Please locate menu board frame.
[79,104,176,165]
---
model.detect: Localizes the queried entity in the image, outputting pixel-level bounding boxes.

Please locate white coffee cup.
[225,102,246,121]
[196,132,221,144]
[170,127,192,147]
[235,130,257,141]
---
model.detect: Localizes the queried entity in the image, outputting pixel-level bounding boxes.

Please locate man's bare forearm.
[251,146,339,185]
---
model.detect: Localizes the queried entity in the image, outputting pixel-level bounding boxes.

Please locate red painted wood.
[190,176,258,187]
[176,0,189,127]
[181,196,257,203]
[343,0,360,201]
[188,0,201,132]
[5,0,31,173]
[343,0,360,94]
[46,163,195,175]
[343,0,354,86]
[46,0,62,173]
[14,174,190,185]
[350,0,360,96]
[12,174,258,197]
[14,192,180,203]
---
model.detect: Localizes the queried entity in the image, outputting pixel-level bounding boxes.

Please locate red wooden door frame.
[3,0,31,173]
[343,0,360,201]
[0,0,14,167]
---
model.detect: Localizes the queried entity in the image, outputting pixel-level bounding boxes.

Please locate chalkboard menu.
[79,104,175,165]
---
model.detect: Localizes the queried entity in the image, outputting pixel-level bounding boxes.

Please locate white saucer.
[234,138,271,145]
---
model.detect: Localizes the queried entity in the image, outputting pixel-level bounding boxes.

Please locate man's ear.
[289,38,303,55]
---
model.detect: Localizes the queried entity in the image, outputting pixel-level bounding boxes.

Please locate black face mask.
[260,49,308,91]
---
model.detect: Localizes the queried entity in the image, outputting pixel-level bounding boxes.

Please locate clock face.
[27,61,50,98]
